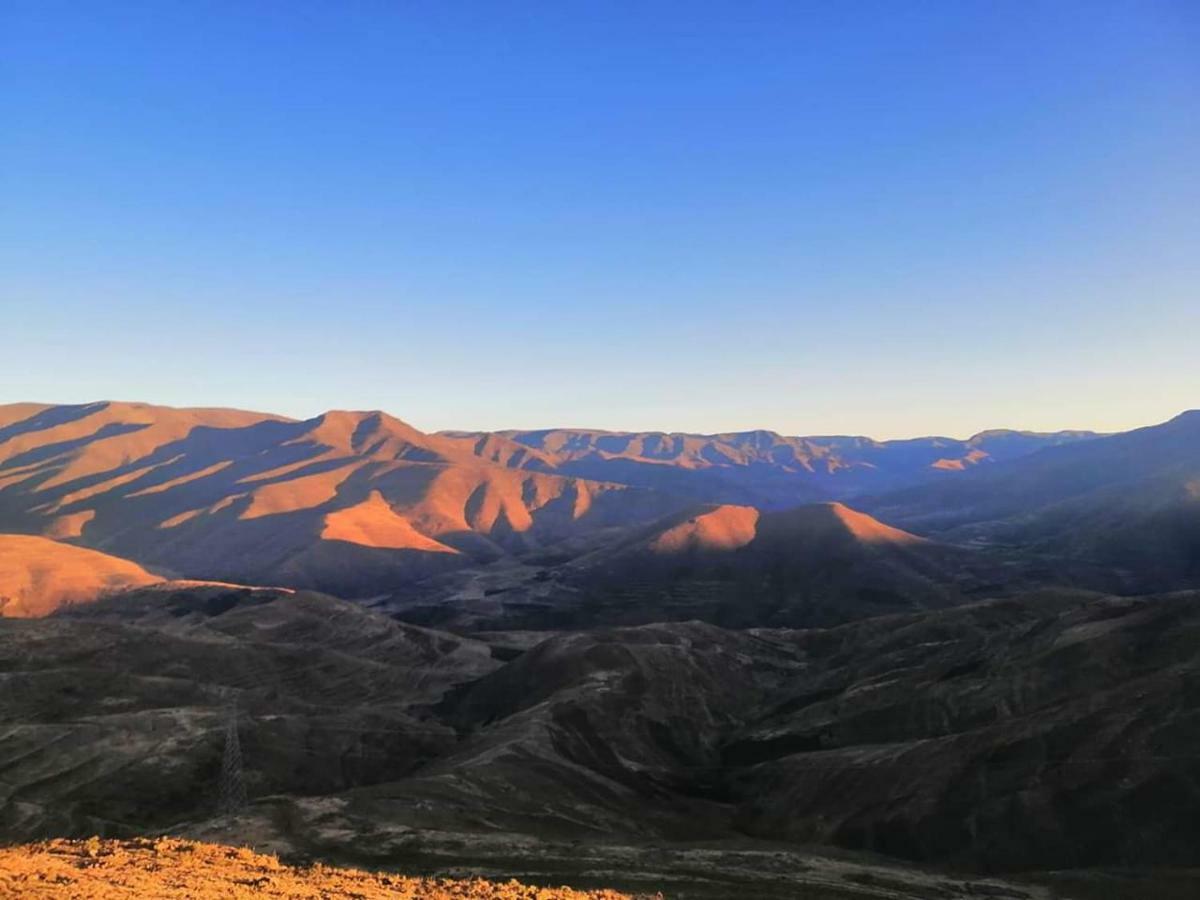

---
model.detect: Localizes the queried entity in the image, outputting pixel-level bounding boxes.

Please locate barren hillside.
[0,534,160,617]
[0,838,635,899]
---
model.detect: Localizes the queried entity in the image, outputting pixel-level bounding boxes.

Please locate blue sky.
[2,1,1198,438]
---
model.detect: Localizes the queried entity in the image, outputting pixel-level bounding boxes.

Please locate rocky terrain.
[0,837,637,899]
[6,0,1195,893]
[0,835,1082,900]
[2,583,1199,895]
[3,401,1200,895]
[0,585,499,841]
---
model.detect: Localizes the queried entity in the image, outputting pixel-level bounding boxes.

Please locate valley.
[2,401,1199,897]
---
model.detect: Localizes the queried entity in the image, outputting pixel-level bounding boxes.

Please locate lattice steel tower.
[218,702,247,816]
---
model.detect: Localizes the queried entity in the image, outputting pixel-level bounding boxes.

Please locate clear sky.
[2,2,1198,439]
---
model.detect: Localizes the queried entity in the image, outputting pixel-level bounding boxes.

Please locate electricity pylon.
[218,701,247,816]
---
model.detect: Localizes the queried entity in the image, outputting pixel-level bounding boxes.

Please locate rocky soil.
[0,837,637,899]
[4,584,1200,895]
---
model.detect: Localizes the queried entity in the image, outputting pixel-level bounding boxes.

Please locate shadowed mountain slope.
[0,402,688,597]
[399,501,1023,632]
[6,400,1187,611]
[726,589,1200,871]
[386,501,1032,633]
[0,585,499,840]
[254,588,1200,876]
[867,410,1200,590]
[4,582,1199,891]
[567,501,1022,628]
[442,426,1098,506]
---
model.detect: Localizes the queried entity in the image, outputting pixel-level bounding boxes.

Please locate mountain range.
[443,423,1099,505]
[866,409,1200,591]
[3,398,1200,896]
[0,400,1135,618]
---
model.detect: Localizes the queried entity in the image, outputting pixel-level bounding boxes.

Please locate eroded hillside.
[4,583,1200,888]
[0,403,687,597]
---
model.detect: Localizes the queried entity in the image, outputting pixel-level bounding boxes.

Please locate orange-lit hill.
[648,504,761,554]
[751,500,927,549]
[0,403,688,597]
[0,534,161,617]
[592,500,924,562]
[560,501,998,629]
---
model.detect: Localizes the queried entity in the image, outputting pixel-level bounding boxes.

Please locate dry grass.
[0,837,643,899]
[0,534,161,617]
[648,505,759,554]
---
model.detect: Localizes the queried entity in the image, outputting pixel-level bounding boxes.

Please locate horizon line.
[4,396,1190,445]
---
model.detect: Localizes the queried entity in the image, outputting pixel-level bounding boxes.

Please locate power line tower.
[218,701,247,816]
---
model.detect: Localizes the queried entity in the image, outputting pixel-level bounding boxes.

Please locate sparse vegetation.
[0,838,642,899]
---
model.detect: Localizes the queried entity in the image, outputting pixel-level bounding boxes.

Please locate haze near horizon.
[3,2,1198,437]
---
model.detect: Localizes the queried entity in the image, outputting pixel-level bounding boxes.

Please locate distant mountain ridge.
[442,424,1099,506]
[2,400,1192,612]
[866,408,1200,590]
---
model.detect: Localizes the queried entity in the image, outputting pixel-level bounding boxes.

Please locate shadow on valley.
[3,584,1200,897]
[3,403,1200,896]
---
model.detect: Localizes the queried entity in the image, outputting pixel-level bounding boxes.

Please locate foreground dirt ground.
[0,838,639,899]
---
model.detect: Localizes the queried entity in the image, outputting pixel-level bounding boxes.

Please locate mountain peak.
[760,501,926,547]
[303,409,455,460]
[648,505,760,554]
[1166,409,1200,426]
